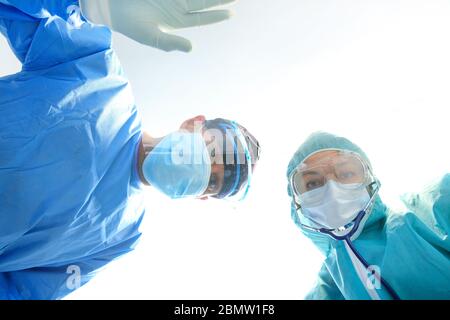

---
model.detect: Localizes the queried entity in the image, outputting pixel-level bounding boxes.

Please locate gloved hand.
[79,0,236,52]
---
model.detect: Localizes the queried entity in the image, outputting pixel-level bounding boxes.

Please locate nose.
[324,171,338,182]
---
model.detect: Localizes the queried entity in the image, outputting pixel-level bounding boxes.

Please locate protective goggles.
[203,121,256,201]
[289,150,374,205]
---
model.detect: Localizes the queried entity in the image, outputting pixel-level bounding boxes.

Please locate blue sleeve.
[0,0,80,18]
[305,263,345,300]
[0,0,111,71]
[0,238,139,300]
[0,2,40,64]
[0,0,78,18]
[0,265,87,300]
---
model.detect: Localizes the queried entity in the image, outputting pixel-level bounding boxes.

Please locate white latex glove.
[79,0,236,52]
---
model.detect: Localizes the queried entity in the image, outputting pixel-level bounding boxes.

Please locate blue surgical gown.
[0,0,145,299]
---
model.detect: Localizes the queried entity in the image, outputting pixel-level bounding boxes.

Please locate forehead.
[303,150,341,166]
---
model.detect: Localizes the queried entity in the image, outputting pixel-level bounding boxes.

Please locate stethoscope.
[293,180,401,300]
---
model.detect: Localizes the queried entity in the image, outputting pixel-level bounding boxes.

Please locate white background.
[1,0,449,299]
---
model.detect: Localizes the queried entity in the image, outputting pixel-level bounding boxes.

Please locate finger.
[185,0,237,12]
[184,9,233,27]
[157,31,193,52]
[137,28,193,52]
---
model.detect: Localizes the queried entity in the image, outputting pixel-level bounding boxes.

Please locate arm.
[1,0,236,70]
[0,0,111,71]
[305,263,345,300]
[0,0,79,18]
[0,265,85,300]
[0,236,139,300]
[0,2,40,64]
[79,0,236,52]
[401,173,450,236]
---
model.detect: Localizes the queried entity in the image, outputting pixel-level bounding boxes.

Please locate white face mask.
[300,180,371,230]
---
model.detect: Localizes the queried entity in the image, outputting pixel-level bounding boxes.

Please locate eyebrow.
[301,170,322,176]
[334,160,358,169]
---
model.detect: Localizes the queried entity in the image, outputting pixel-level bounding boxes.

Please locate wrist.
[79,0,113,26]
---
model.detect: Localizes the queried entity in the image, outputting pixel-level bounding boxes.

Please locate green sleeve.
[401,173,450,237]
[305,263,345,300]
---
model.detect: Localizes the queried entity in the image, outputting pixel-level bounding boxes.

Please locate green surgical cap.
[286,131,372,198]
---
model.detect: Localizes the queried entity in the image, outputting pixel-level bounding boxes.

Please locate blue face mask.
[142,131,212,199]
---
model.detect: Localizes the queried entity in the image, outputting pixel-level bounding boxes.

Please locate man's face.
[179,115,225,199]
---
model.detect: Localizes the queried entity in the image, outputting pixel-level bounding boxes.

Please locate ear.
[180,115,206,131]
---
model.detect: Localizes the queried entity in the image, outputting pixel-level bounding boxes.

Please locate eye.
[339,171,355,180]
[208,174,218,191]
[337,169,366,185]
[305,179,323,191]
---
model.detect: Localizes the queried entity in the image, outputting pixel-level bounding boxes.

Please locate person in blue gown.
[0,0,260,299]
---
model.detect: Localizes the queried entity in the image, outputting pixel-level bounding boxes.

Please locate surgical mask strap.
[217,123,240,198]
[214,121,253,201]
[231,121,253,201]
[143,144,154,157]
